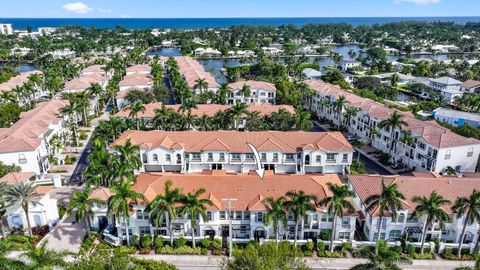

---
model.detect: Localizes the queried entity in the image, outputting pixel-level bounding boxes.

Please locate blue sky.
[0,0,479,18]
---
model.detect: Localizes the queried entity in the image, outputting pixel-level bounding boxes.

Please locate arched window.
[142,153,148,163]
[397,213,406,223]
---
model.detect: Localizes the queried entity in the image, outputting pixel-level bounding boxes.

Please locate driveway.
[41,213,87,253]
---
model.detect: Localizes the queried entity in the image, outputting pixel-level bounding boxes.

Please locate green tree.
[378,111,408,156]
[125,101,146,130]
[5,182,41,237]
[262,196,288,244]
[350,241,411,270]
[67,187,104,237]
[452,190,480,257]
[179,188,213,249]
[284,190,317,246]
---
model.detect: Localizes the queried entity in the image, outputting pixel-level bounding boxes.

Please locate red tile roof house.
[89,172,357,245]
[0,71,46,106]
[305,80,480,173]
[0,100,68,175]
[111,130,354,175]
[348,174,480,249]
[115,102,296,130]
[116,70,153,109]
[228,80,278,105]
[0,172,60,231]
[175,56,220,94]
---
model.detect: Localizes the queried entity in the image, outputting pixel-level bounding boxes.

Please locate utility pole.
[222,198,237,259]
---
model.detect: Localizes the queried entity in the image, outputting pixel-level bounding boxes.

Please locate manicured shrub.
[200,238,211,249]
[317,242,326,256]
[174,237,187,248]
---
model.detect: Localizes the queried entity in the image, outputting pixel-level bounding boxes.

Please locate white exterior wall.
[6,193,59,229]
[228,89,276,105]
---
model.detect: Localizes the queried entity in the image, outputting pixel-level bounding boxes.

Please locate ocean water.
[1,17,480,31]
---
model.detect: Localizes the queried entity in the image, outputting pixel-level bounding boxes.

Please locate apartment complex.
[305,80,480,173]
[348,174,480,244]
[90,173,357,242]
[0,100,68,175]
[0,70,46,106]
[117,64,153,108]
[227,80,277,105]
[175,56,219,94]
[112,130,354,175]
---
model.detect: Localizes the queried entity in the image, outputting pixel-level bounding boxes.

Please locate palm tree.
[0,183,8,238]
[0,240,26,269]
[153,106,174,130]
[364,180,405,246]
[125,101,146,130]
[239,83,251,103]
[22,241,67,269]
[318,183,355,252]
[60,101,79,146]
[343,106,360,127]
[350,241,411,270]
[196,114,211,131]
[67,187,104,237]
[228,102,248,130]
[0,91,17,104]
[86,83,104,115]
[334,96,347,128]
[193,78,209,94]
[85,139,113,187]
[107,180,146,246]
[179,188,213,248]
[113,139,141,172]
[5,182,41,237]
[412,191,451,254]
[215,83,232,104]
[74,92,91,126]
[378,111,408,156]
[444,166,457,176]
[262,196,288,244]
[294,108,313,131]
[284,190,317,246]
[146,180,184,247]
[452,190,480,257]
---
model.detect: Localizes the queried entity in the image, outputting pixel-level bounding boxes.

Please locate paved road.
[311,122,392,175]
[68,142,92,185]
[41,214,88,253]
[164,76,176,105]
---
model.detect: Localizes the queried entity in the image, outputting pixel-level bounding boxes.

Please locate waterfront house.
[460,80,480,93]
[433,108,480,128]
[175,56,219,94]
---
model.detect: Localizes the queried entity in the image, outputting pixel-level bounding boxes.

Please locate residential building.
[115,103,295,130]
[90,173,357,242]
[0,24,13,35]
[303,68,322,80]
[433,108,480,128]
[373,73,415,86]
[431,45,459,53]
[460,80,480,93]
[429,77,462,92]
[305,80,480,173]
[116,64,153,108]
[126,64,151,75]
[0,100,68,175]
[194,47,222,57]
[228,80,277,104]
[175,56,219,94]
[339,60,361,72]
[47,49,76,59]
[0,70,46,106]
[349,174,480,244]
[112,130,353,175]
[37,27,57,36]
[262,47,283,56]
[1,172,59,231]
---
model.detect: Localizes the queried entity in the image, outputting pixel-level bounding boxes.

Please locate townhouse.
[460,80,480,93]
[348,173,480,244]
[0,70,46,106]
[305,80,480,173]
[0,100,68,175]
[433,108,480,128]
[1,172,59,230]
[115,102,296,130]
[117,64,153,108]
[227,80,277,105]
[112,130,353,175]
[89,172,357,243]
[175,56,219,94]
[429,77,463,103]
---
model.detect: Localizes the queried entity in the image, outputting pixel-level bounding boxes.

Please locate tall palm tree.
[87,83,104,115]
[412,191,451,254]
[196,114,211,131]
[215,83,232,104]
[146,180,184,247]
[85,139,113,187]
[334,96,347,128]
[318,183,355,252]
[378,111,408,156]
[343,106,360,127]
[284,190,317,246]
[107,180,146,246]
[365,180,405,246]
[60,101,79,146]
[125,101,146,130]
[452,190,480,257]
[228,102,248,130]
[5,182,41,237]
[263,196,288,244]
[179,188,213,248]
[113,139,141,172]
[193,78,208,94]
[74,92,91,126]
[294,108,313,131]
[239,83,251,103]
[67,187,104,237]
[153,106,175,131]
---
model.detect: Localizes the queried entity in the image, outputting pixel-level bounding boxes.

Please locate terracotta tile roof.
[91,172,344,211]
[349,174,480,216]
[174,56,220,88]
[82,64,106,73]
[0,100,67,153]
[305,80,480,148]
[115,102,295,119]
[119,73,153,87]
[116,87,149,99]
[64,73,106,92]
[0,71,43,93]
[112,130,353,153]
[89,187,112,201]
[0,172,35,185]
[126,64,151,73]
[35,185,54,195]
[228,80,277,92]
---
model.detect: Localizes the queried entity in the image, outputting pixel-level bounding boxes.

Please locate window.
[207,153,213,161]
[143,211,149,219]
[326,153,336,162]
[467,147,474,157]
[153,154,158,162]
[417,153,422,160]
[220,211,226,220]
[455,165,462,172]
[374,233,386,240]
[245,153,254,161]
[316,155,321,163]
[232,153,241,161]
[139,226,150,235]
[321,214,327,222]
[142,153,148,163]
[18,154,27,164]
[166,154,171,162]
[192,153,201,161]
[272,153,278,162]
[235,211,242,220]
[342,154,348,162]
[445,150,451,160]
[285,153,294,161]
[389,230,402,239]
[244,211,250,220]
[206,212,212,221]
[261,153,267,161]
[212,164,223,170]
[256,212,264,222]
[397,213,406,223]
[312,215,318,222]
[418,142,426,150]
[339,232,350,240]
[342,218,350,227]
[219,153,225,161]
[136,210,143,220]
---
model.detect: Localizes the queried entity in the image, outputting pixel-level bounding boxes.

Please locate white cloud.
[394,0,442,4]
[120,14,132,18]
[62,2,92,14]
[98,8,112,13]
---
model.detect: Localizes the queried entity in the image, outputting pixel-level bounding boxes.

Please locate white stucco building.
[227,80,277,105]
